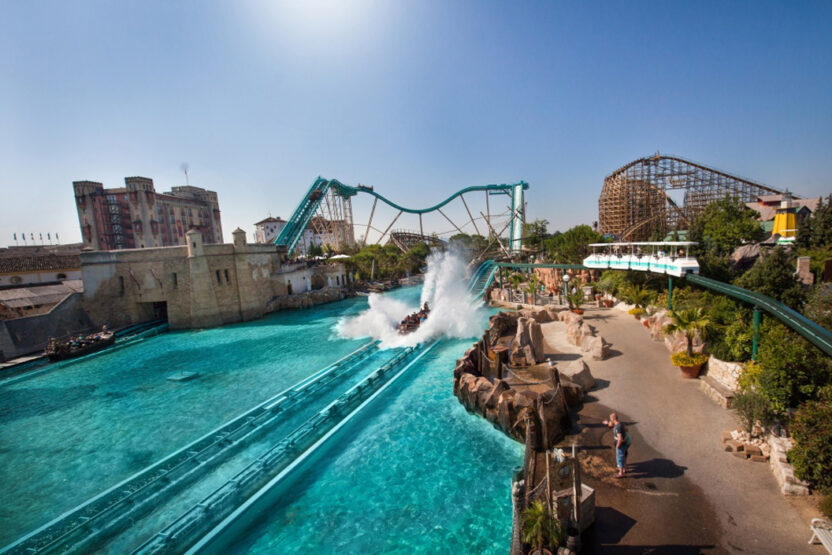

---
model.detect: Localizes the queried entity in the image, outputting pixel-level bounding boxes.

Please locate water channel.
[0,286,521,553]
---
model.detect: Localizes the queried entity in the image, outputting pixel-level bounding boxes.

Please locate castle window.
[172,272,178,289]
[224,269,230,283]
[216,270,222,284]
[118,276,125,296]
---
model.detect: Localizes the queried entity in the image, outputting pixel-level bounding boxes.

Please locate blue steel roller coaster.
[273,177,529,256]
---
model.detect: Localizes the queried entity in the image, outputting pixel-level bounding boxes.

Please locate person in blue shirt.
[603,413,632,478]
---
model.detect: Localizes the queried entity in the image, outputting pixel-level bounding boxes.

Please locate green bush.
[670,351,708,367]
[732,390,772,433]
[820,493,832,519]
[755,321,832,415]
[788,399,832,491]
[734,247,806,311]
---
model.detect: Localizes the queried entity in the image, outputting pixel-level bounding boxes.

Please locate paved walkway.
[547,307,819,553]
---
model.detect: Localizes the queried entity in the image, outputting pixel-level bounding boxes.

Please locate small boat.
[397,303,430,335]
[45,330,115,361]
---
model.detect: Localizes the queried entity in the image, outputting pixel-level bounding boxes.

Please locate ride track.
[468,261,832,359]
[274,177,529,256]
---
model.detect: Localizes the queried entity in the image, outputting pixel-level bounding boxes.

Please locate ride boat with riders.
[45,327,115,361]
[397,302,430,335]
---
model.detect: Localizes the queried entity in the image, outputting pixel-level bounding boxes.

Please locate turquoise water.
[227,291,523,554]
[0,286,522,552]
[0,298,369,545]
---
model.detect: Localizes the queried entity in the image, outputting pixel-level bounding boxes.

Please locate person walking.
[603,413,631,478]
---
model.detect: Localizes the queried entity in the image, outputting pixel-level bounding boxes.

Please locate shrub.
[670,352,709,367]
[788,399,832,491]
[820,493,832,519]
[732,390,772,433]
[628,307,645,318]
[756,321,832,415]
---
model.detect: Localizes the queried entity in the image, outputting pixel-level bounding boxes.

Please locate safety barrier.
[133,341,439,554]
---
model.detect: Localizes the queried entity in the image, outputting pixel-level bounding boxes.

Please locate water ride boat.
[45,329,115,361]
[397,302,430,335]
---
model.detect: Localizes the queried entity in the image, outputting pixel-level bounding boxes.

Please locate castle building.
[73,177,222,251]
[80,229,348,329]
[253,216,326,256]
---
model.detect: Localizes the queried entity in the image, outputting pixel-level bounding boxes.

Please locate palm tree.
[526,274,540,304]
[623,284,652,309]
[509,272,524,291]
[663,307,711,357]
[521,500,563,553]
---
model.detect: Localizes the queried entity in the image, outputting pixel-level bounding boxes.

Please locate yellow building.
[771,192,798,243]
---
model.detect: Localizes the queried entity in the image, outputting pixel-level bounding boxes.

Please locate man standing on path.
[603,413,631,478]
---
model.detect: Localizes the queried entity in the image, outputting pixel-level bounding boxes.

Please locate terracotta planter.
[603,300,614,308]
[677,364,703,379]
[572,309,584,315]
[642,320,649,328]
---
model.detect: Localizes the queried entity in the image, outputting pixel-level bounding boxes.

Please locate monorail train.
[583,242,700,277]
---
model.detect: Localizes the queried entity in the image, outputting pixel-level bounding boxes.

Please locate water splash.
[336,250,483,348]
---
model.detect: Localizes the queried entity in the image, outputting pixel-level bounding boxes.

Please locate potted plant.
[664,307,711,378]
[521,500,564,555]
[567,288,585,314]
[623,284,652,319]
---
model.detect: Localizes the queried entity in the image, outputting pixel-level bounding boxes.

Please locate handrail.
[685,273,832,357]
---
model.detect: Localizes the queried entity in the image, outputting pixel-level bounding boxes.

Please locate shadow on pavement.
[627,458,687,479]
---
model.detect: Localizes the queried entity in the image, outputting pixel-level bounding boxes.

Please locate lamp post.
[563,273,570,306]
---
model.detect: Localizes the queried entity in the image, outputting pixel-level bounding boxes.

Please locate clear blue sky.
[2,0,831,245]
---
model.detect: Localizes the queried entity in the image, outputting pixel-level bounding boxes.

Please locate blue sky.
[2,0,831,245]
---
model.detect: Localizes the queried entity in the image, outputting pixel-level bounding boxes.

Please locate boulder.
[580,323,595,337]
[488,312,518,346]
[514,389,539,410]
[546,306,566,320]
[473,377,494,409]
[514,317,545,364]
[559,359,596,391]
[566,319,584,347]
[587,336,611,361]
[482,379,510,410]
[496,389,517,432]
[559,376,584,407]
[664,330,705,354]
[532,308,552,323]
[537,387,572,448]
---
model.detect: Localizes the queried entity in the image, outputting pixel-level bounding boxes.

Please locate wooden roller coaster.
[599,153,783,240]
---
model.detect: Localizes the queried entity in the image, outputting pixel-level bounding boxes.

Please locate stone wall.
[0,292,93,360]
[705,356,743,392]
[80,230,348,330]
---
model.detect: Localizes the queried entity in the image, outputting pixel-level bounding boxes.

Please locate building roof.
[747,198,821,221]
[0,253,81,274]
[255,216,286,225]
[0,281,82,308]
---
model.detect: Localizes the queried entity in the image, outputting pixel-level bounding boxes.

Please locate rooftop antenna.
[181,162,190,186]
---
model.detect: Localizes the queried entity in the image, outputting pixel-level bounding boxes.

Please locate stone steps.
[700,375,735,408]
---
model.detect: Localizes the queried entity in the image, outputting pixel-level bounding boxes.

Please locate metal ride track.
[469,260,832,357]
[1,342,379,555]
[137,341,441,554]
[274,177,529,255]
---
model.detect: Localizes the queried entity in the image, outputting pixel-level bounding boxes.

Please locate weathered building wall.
[0,293,93,360]
[80,229,348,330]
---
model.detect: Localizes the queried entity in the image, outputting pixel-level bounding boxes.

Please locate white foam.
[336,250,483,348]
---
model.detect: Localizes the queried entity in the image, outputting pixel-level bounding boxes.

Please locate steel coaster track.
[1,341,379,555]
[133,341,439,555]
[274,178,528,255]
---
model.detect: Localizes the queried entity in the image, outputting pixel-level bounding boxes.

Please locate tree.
[805,283,832,331]
[621,284,653,309]
[663,307,711,357]
[523,219,549,253]
[521,500,563,552]
[734,247,806,310]
[689,197,764,259]
[544,225,605,264]
[797,195,832,249]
